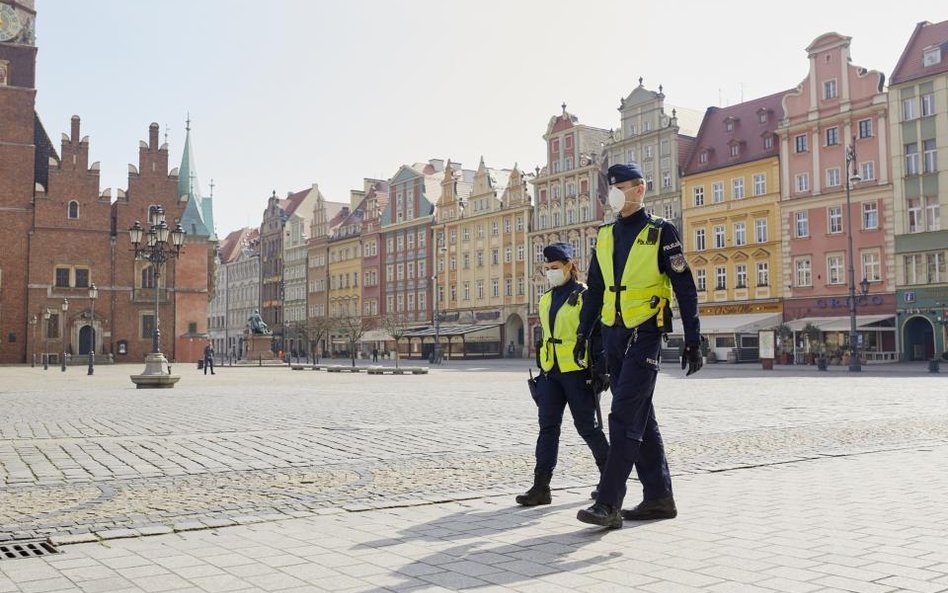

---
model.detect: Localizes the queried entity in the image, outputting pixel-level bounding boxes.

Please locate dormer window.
[699,150,710,164]
[730,144,740,157]
[724,116,738,132]
[757,109,769,124]
[923,46,942,67]
[67,201,79,219]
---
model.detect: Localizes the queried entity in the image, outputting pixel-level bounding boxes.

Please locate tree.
[305,315,334,364]
[379,312,414,368]
[334,313,370,367]
[802,323,823,357]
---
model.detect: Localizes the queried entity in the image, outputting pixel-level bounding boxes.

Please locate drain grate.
[0,539,61,560]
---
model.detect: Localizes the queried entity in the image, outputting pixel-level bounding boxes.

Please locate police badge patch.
[669,253,688,273]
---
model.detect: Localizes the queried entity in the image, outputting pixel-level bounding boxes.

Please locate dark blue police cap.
[543,242,574,262]
[608,162,644,184]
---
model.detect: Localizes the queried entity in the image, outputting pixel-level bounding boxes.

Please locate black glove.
[681,342,703,376]
[573,338,588,368]
[588,356,610,393]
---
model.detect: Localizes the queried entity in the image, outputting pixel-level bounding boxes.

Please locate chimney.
[70,115,80,142]
[149,122,159,149]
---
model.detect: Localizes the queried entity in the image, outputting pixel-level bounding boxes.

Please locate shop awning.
[692,312,781,334]
[785,315,896,332]
[401,323,502,338]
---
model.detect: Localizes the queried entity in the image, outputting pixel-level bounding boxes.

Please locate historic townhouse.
[604,80,701,230]
[283,186,323,356]
[777,32,897,362]
[432,158,533,359]
[326,190,366,356]
[889,19,948,361]
[259,187,318,354]
[357,180,389,353]
[381,160,443,359]
[681,91,788,361]
[209,227,259,360]
[306,192,348,357]
[527,105,609,351]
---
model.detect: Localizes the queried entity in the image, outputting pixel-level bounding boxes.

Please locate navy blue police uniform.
[516,243,610,507]
[576,162,701,527]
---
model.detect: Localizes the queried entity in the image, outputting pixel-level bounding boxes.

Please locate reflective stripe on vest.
[596,221,672,328]
[538,288,586,373]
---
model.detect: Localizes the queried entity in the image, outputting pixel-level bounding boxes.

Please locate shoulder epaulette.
[647,213,666,227]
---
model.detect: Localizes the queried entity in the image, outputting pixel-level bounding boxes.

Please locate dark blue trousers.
[534,369,609,475]
[595,325,673,508]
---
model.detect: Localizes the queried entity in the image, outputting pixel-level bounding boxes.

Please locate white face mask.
[608,187,627,211]
[545,268,567,286]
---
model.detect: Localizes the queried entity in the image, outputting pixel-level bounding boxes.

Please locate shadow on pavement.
[354,500,647,592]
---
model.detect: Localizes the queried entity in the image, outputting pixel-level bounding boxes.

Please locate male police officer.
[574,162,702,529]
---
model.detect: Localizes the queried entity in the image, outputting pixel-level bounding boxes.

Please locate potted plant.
[775,323,793,365]
[802,323,822,365]
[700,338,715,363]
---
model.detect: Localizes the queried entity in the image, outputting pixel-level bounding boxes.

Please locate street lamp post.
[29,314,37,368]
[128,206,186,388]
[87,283,97,376]
[42,308,50,371]
[845,139,863,372]
[60,299,69,372]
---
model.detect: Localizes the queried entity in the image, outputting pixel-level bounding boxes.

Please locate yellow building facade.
[680,92,787,360]
[433,159,533,357]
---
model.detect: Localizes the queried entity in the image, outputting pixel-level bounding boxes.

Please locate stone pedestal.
[130,352,181,389]
[246,334,275,361]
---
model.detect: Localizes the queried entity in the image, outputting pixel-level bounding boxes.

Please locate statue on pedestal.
[247,309,272,335]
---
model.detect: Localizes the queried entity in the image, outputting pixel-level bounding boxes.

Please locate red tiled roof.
[218,227,255,264]
[890,20,948,85]
[280,188,310,217]
[683,89,789,176]
[676,136,697,173]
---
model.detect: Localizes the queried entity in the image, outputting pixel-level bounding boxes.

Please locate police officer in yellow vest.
[516,242,610,507]
[575,162,703,528]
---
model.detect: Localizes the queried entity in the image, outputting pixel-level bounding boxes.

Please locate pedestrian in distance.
[516,242,610,507]
[575,161,703,529]
[372,347,379,363]
[203,343,216,375]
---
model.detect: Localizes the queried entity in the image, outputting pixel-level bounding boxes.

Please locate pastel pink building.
[777,32,897,359]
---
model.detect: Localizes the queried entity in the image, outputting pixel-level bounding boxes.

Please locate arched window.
[68,201,79,219]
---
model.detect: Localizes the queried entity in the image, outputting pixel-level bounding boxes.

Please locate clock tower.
[0,0,49,363]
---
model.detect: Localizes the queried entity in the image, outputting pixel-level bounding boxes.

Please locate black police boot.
[621,496,677,520]
[590,464,604,500]
[515,471,552,506]
[576,502,622,529]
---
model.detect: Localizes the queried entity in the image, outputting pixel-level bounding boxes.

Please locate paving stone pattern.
[1,363,946,546]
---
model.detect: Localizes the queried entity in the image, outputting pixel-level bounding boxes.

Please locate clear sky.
[33,0,944,237]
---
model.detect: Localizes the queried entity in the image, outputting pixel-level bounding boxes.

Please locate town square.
[3,0,948,591]
[2,362,948,592]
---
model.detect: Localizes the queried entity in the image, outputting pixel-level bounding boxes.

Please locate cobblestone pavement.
[1,361,945,546]
[2,442,947,592]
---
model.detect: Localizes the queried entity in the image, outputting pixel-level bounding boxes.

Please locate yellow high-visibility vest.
[596,219,672,329]
[538,286,586,372]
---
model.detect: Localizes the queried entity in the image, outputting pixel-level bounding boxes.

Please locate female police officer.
[516,242,610,506]
[574,162,702,528]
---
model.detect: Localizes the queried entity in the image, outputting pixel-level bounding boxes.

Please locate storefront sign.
[816,295,884,308]
[700,301,782,316]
